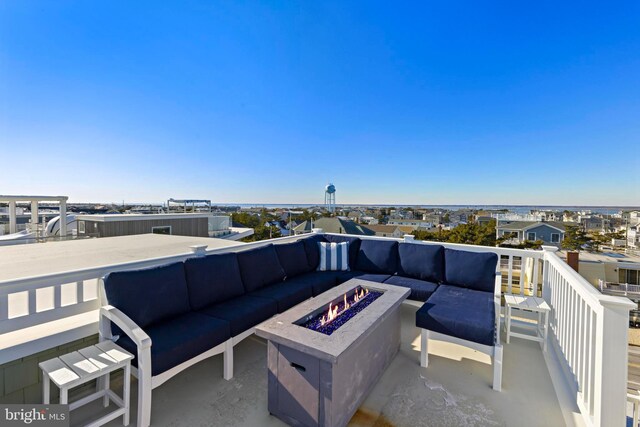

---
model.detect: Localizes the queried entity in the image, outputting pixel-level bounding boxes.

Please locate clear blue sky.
[1,1,639,205]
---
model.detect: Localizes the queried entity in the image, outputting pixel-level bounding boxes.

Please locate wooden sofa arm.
[100,305,152,350]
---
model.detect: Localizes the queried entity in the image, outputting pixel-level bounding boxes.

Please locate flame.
[319,287,370,326]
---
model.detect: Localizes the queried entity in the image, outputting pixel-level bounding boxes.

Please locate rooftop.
[0,234,242,283]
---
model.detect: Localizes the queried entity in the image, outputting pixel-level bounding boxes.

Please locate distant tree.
[231,212,261,228]
[562,225,593,251]
[442,213,450,223]
[500,239,545,250]
[412,219,500,246]
[590,230,625,251]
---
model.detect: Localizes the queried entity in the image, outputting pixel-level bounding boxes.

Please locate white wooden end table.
[39,341,133,427]
[504,295,550,352]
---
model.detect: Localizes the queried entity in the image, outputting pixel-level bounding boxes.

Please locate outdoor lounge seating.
[98,233,503,426]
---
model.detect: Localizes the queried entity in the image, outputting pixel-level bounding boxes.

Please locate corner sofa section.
[99,233,502,427]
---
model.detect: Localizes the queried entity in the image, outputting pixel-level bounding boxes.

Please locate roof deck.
[72,303,568,427]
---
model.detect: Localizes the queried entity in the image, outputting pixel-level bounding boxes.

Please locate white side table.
[39,341,133,427]
[504,295,550,352]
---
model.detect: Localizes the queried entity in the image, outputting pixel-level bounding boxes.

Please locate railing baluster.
[520,256,527,296]
[507,256,513,294]
[533,258,540,297]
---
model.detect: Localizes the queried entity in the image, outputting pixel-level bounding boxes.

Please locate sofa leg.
[224,340,234,380]
[137,349,152,427]
[493,344,503,392]
[420,329,429,368]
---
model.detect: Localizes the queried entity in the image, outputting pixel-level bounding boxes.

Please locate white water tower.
[325,183,336,213]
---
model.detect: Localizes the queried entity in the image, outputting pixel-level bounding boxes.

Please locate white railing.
[542,247,635,427]
[0,231,634,426]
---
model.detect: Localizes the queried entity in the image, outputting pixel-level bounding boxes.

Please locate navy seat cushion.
[104,262,191,329]
[248,281,313,312]
[397,243,444,283]
[444,249,498,292]
[384,275,438,301]
[236,245,286,292]
[354,240,398,275]
[337,271,391,284]
[284,271,344,297]
[198,294,278,337]
[324,235,361,269]
[415,285,495,346]
[184,253,245,310]
[302,235,326,270]
[274,241,313,279]
[116,312,231,376]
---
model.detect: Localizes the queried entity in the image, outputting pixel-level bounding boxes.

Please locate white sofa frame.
[98,274,258,427]
[418,270,503,391]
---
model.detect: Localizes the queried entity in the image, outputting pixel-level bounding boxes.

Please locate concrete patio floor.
[72,303,567,427]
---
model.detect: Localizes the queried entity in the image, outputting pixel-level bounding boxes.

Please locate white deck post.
[8,200,17,234]
[31,201,38,230]
[541,246,558,303]
[59,199,67,239]
[592,298,636,427]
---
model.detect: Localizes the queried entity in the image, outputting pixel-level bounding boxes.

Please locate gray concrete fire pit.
[255,279,410,427]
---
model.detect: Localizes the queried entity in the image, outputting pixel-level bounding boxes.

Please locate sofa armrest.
[494,271,502,346]
[100,305,152,350]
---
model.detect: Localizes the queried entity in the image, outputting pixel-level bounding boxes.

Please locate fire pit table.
[255,278,410,427]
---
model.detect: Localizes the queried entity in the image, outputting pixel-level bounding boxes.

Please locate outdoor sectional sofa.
[99,233,502,427]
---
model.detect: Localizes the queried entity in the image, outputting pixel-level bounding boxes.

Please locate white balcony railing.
[0,231,634,427]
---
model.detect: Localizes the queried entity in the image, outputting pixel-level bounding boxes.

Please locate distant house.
[362,224,405,238]
[497,221,566,247]
[387,218,434,230]
[293,217,375,236]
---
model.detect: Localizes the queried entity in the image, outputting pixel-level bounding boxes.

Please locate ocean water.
[214,203,637,215]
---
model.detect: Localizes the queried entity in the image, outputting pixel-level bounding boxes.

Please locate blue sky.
[1,1,639,205]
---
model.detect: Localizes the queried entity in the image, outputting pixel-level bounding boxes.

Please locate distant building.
[362,224,405,238]
[387,218,434,230]
[75,213,252,240]
[293,217,374,236]
[629,226,640,249]
[497,221,566,246]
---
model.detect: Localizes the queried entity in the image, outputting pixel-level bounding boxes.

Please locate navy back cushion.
[274,241,313,278]
[104,262,191,328]
[324,235,361,269]
[355,239,399,274]
[444,248,498,292]
[302,234,326,270]
[184,253,246,310]
[236,244,286,292]
[397,243,445,283]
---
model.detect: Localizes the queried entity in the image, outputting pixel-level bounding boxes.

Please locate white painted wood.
[420,329,429,368]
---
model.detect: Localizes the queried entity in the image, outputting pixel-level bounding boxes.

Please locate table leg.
[506,306,511,344]
[543,310,549,352]
[103,372,110,407]
[42,374,50,404]
[123,362,131,426]
[60,387,68,405]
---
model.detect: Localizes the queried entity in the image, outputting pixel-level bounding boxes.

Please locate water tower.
[325,183,336,213]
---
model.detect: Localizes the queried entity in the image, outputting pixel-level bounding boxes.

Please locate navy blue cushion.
[116,312,230,376]
[302,235,326,270]
[444,249,498,292]
[284,271,344,296]
[104,262,190,329]
[384,275,438,301]
[184,253,245,310]
[249,281,313,312]
[397,243,444,283]
[354,240,398,274]
[198,294,278,337]
[338,270,392,284]
[324,235,361,269]
[415,285,495,346]
[274,241,313,278]
[236,245,286,292]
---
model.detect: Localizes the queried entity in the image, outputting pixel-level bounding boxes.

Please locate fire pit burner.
[296,286,383,335]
